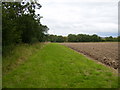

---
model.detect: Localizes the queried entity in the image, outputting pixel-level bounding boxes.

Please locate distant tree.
[118,36,120,42]
[105,36,114,42]
[47,35,66,42]
[48,35,57,42]
[68,34,77,42]
[68,34,102,42]
[56,36,65,42]
[76,34,83,42]
[91,34,102,42]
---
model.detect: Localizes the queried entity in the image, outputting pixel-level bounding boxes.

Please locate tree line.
[2,2,49,55]
[45,34,120,42]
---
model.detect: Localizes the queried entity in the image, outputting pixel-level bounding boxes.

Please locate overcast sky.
[36,0,119,37]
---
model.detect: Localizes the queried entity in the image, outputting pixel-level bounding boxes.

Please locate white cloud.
[36,0,119,36]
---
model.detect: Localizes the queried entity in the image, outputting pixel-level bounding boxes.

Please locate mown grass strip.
[3,43,118,88]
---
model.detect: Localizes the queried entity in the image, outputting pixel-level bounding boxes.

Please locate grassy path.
[3,43,118,88]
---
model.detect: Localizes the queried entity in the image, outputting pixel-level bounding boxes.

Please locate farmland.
[61,42,118,69]
[3,43,118,88]
[2,1,119,88]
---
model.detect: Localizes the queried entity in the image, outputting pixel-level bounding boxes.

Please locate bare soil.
[61,42,119,69]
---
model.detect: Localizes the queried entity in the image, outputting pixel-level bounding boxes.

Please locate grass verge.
[3,43,118,88]
[3,43,46,75]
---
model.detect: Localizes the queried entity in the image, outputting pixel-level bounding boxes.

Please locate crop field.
[61,42,118,69]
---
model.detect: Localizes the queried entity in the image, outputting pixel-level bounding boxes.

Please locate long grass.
[3,43,45,75]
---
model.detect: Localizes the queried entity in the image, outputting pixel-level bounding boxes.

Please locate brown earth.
[61,42,119,69]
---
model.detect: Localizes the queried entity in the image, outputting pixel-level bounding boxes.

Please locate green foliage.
[68,34,78,42]
[47,35,67,42]
[68,34,102,42]
[118,36,120,42]
[2,2,22,46]
[2,2,49,56]
[104,36,118,42]
[45,34,119,43]
[3,43,118,88]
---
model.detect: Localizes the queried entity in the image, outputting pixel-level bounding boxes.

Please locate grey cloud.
[37,0,118,36]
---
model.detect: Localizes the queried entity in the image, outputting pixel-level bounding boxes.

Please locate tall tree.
[2,2,48,55]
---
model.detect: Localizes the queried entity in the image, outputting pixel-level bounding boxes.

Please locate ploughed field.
[61,42,118,69]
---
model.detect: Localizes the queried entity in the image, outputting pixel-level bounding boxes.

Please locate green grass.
[3,43,45,75]
[3,43,118,88]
